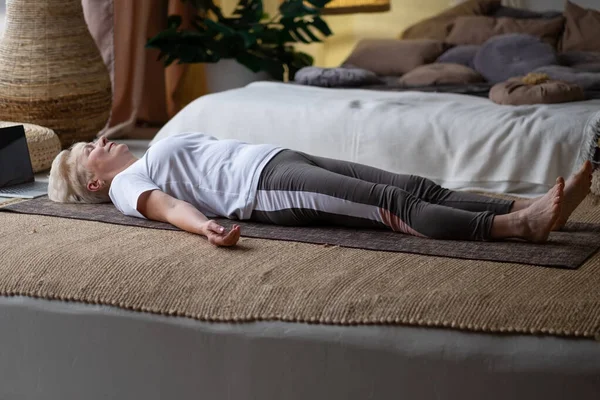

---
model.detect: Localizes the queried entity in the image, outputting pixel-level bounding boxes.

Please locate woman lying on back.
[48,132,592,247]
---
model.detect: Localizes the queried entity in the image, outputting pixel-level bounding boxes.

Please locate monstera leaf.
[233,0,264,24]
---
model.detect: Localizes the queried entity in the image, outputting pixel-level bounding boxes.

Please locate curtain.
[82,0,201,138]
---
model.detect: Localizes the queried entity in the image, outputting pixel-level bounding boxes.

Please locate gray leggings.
[250,150,514,241]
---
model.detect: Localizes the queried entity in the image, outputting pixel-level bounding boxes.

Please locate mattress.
[1,296,599,400]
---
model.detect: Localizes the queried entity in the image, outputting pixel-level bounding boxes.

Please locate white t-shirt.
[109,132,283,220]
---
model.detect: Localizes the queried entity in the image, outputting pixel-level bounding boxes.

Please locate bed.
[152,82,600,197]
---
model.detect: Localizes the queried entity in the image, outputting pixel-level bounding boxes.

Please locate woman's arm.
[136,189,241,247]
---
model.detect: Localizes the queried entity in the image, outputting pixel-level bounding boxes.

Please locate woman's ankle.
[490,212,526,239]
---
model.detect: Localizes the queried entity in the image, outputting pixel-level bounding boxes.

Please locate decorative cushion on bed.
[446,16,565,47]
[398,63,484,86]
[473,34,558,84]
[344,39,446,76]
[294,66,381,87]
[561,1,600,52]
[0,121,61,173]
[489,74,585,105]
[533,65,600,90]
[436,45,480,69]
[492,6,563,20]
[400,0,501,41]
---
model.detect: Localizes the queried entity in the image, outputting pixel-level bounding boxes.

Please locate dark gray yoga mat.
[2,196,599,269]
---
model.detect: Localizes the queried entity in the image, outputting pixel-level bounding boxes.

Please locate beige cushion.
[401,0,501,41]
[561,1,600,52]
[398,63,484,86]
[0,121,61,173]
[489,77,585,105]
[446,16,565,47]
[344,39,447,76]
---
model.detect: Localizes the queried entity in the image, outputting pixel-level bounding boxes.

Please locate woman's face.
[78,136,133,179]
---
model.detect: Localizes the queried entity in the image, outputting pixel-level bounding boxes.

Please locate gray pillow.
[534,65,600,90]
[436,45,480,69]
[473,34,557,83]
[294,66,381,87]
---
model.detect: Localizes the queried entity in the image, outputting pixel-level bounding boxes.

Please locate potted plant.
[146,0,333,84]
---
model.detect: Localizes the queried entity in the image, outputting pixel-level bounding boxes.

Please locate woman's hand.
[200,220,241,247]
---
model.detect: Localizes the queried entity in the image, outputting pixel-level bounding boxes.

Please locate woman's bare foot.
[552,161,593,230]
[517,178,564,242]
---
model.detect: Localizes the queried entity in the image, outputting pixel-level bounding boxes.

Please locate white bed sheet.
[153,82,600,197]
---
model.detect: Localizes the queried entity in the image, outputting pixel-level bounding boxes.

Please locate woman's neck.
[104,156,139,185]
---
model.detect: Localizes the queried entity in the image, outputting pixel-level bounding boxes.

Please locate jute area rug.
[1,196,600,340]
[3,196,600,269]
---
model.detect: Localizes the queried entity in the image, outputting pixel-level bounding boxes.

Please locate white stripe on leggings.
[254,190,425,237]
[254,190,383,221]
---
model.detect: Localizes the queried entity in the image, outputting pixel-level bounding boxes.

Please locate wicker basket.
[0,0,112,149]
[0,121,61,173]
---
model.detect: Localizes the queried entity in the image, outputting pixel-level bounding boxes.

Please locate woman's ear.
[87,179,105,192]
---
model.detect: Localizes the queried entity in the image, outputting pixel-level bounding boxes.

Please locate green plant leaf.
[279,30,296,44]
[304,0,332,8]
[180,0,209,11]
[182,0,225,20]
[279,16,329,44]
[235,52,263,72]
[238,31,257,48]
[253,27,279,44]
[292,50,314,66]
[204,19,236,36]
[237,50,286,80]
[146,29,223,65]
[292,27,311,43]
[298,24,321,42]
[310,16,332,36]
[233,0,264,24]
[279,0,319,18]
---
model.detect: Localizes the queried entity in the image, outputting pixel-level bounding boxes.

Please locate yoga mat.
[2,196,599,269]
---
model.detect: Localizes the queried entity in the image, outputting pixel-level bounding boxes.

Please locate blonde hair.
[48,142,110,204]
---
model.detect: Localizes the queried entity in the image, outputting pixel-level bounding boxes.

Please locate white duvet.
[152,82,600,197]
